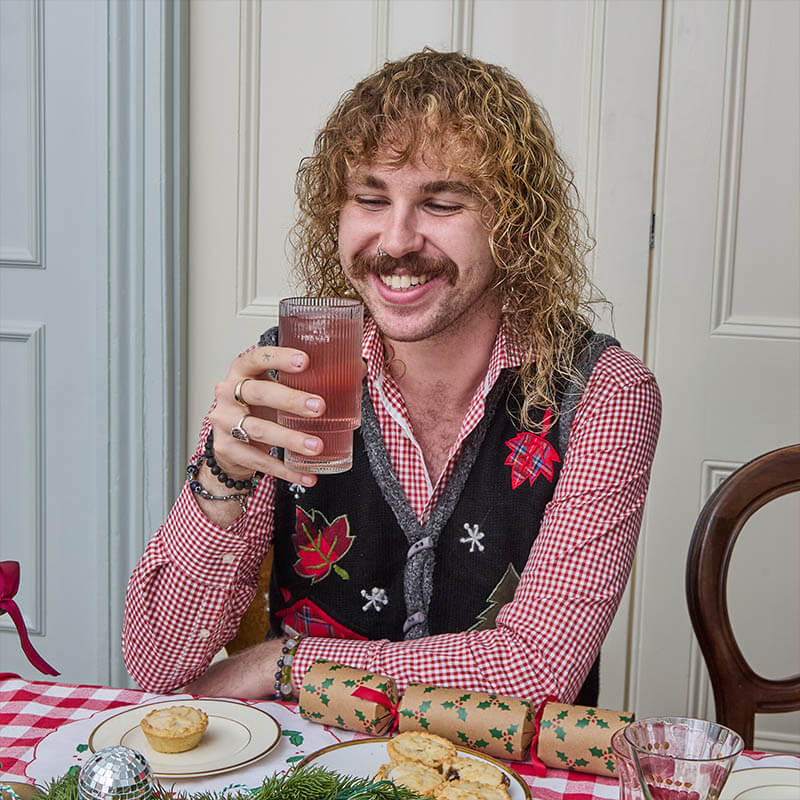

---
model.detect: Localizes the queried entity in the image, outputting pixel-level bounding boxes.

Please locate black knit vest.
[260,328,618,705]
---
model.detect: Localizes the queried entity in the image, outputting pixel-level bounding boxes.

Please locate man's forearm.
[122,475,276,692]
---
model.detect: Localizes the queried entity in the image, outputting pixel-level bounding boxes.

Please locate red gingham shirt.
[123,318,661,708]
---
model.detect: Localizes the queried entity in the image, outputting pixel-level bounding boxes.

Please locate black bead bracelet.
[202,430,264,491]
[185,430,264,507]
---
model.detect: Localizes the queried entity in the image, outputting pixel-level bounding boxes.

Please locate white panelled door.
[0,0,110,681]
[188,0,661,710]
[635,0,800,752]
[1,0,185,688]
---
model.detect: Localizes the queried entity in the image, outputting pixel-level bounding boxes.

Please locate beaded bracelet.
[274,634,304,700]
[187,470,250,511]
[185,431,264,504]
[203,430,264,491]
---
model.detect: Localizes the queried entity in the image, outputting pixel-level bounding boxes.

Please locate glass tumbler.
[277,297,364,474]
[623,717,744,800]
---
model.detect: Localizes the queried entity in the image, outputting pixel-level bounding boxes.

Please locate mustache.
[349,251,458,286]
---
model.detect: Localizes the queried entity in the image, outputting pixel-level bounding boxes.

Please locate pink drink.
[277,297,363,473]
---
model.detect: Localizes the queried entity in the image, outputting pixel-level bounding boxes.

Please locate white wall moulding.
[0,322,46,636]
[106,0,188,687]
[701,460,740,499]
[450,0,474,54]
[580,0,607,284]
[711,0,800,341]
[0,0,45,268]
[235,0,270,319]
[373,0,390,67]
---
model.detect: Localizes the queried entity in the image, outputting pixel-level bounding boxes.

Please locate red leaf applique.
[292,506,354,583]
[504,409,561,489]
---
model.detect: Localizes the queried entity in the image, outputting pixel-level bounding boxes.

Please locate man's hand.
[194,345,329,528]
[209,345,329,484]
[183,638,289,700]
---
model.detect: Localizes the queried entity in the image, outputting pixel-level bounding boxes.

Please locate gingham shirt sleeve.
[122,416,278,693]
[291,348,661,707]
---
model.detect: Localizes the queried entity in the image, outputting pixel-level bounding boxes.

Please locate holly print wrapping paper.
[536,701,634,777]
[299,660,399,736]
[398,683,535,761]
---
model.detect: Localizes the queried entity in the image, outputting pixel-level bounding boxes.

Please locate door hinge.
[649,212,656,249]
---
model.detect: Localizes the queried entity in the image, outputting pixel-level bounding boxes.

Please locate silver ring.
[233,377,250,407]
[231,415,251,443]
[376,242,387,257]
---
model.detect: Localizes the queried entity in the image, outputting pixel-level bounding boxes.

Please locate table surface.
[1,678,798,799]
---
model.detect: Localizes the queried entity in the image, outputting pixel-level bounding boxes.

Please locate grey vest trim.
[360,372,514,639]
[557,333,620,457]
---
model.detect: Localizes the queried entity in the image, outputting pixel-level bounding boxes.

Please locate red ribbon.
[0,561,59,676]
[351,685,399,734]
[525,694,558,778]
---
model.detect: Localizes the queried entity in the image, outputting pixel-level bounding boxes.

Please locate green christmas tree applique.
[468,563,520,631]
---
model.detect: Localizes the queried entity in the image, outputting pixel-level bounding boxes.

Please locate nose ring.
[376,242,387,257]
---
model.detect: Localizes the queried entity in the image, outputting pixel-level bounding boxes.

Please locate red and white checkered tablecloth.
[2,678,798,798]
[0,679,159,781]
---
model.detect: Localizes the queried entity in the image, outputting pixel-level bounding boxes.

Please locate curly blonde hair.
[291,49,605,431]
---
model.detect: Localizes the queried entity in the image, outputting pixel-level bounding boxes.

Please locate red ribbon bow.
[351,685,399,734]
[0,561,59,676]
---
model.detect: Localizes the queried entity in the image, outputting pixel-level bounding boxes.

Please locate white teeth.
[379,273,429,290]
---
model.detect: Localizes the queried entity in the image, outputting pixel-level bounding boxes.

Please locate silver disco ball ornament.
[78,746,154,800]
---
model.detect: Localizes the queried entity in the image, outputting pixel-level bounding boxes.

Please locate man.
[123,50,661,709]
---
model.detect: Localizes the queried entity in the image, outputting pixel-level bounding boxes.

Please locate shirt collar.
[362,317,387,385]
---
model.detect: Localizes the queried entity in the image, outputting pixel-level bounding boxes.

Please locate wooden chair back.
[686,443,800,749]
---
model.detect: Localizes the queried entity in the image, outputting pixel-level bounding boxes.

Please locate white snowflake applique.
[361,587,389,612]
[288,482,306,499]
[460,523,486,553]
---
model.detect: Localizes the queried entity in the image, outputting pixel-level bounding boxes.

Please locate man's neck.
[381,303,503,483]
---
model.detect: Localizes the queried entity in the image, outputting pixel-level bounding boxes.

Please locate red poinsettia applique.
[504,409,560,489]
[293,506,354,583]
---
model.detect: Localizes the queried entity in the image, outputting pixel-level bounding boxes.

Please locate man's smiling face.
[338,156,502,344]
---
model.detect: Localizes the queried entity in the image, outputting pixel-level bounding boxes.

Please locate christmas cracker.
[299,660,400,736]
[398,683,535,761]
[534,701,634,777]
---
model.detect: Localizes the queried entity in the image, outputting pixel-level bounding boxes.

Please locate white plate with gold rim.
[88,698,281,779]
[298,737,531,799]
[720,767,800,800]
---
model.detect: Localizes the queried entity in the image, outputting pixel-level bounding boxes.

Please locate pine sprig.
[30,766,427,800]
